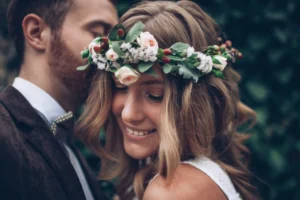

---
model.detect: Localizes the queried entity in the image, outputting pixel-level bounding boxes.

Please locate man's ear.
[22,14,51,51]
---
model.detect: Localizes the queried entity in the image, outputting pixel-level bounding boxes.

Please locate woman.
[76,1,258,199]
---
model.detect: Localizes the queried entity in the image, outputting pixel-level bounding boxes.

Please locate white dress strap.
[182,156,242,200]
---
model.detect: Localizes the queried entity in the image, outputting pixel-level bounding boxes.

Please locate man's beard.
[48,32,93,105]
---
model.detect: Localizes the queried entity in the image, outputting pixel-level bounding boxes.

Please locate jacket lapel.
[0,86,86,200]
[71,144,109,200]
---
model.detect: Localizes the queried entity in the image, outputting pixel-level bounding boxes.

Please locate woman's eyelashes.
[146,93,163,101]
[114,84,163,101]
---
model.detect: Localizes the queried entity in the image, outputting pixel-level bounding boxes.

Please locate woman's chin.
[123,140,158,160]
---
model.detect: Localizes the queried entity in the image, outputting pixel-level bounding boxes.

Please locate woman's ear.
[22,14,51,52]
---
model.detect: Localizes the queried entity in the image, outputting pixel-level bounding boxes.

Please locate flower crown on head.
[78,21,242,85]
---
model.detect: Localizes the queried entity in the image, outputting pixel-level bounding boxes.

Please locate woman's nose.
[121,94,145,125]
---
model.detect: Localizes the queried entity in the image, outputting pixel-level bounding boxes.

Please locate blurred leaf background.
[0,0,299,199]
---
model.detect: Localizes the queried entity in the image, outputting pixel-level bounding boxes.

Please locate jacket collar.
[0,86,42,127]
[12,78,66,126]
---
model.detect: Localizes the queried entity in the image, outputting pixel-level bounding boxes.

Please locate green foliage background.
[0,0,299,199]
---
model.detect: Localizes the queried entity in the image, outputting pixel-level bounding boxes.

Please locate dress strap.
[182,156,242,200]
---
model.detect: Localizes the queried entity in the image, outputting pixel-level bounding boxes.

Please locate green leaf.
[178,64,203,82]
[193,62,200,67]
[108,68,117,73]
[212,69,225,79]
[125,21,144,43]
[144,68,158,77]
[77,64,89,71]
[112,41,125,57]
[162,64,174,74]
[167,55,185,62]
[170,42,189,52]
[138,62,154,73]
[212,57,222,64]
[88,54,93,63]
[131,42,140,48]
[81,49,89,59]
[93,37,102,43]
[157,48,164,60]
[108,24,125,41]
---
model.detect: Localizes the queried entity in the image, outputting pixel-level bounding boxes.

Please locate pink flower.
[213,55,227,71]
[137,32,158,51]
[106,49,119,61]
[114,66,140,85]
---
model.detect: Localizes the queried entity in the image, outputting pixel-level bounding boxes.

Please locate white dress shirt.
[13,77,95,200]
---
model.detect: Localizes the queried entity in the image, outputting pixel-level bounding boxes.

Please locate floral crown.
[78,21,242,85]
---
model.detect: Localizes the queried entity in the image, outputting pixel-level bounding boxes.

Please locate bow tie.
[50,111,74,143]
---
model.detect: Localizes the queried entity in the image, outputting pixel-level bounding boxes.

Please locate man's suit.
[0,86,107,200]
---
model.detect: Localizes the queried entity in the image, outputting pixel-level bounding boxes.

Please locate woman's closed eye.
[146,93,163,101]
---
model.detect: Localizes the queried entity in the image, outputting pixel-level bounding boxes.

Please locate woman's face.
[112,65,163,159]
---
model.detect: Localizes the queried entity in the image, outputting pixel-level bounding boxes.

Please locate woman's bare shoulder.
[143,163,227,200]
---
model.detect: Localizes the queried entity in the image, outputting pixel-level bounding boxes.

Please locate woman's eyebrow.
[141,80,163,85]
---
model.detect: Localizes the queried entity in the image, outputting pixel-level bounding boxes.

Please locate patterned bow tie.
[50,111,74,143]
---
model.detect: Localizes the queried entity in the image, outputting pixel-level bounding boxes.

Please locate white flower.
[120,42,132,51]
[137,32,159,51]
[212,55,227,71]
[127,48,140,63]
[186,46,195,57]
[106,49,119,61]
[112,62,121,69]
[91,54,107,70]
[196,52,213,74]
[97,62,106,70]
[144,47,158,61]
[114,66,140,85]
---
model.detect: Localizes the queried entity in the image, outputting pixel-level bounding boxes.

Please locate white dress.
[150,156,242,200]
[183,156,242,200]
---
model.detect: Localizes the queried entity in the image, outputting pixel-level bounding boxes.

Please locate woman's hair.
[76,1,258,199]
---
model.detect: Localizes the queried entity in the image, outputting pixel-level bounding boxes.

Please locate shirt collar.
[12,77,66,126]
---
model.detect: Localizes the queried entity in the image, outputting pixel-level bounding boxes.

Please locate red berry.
[102,37,108,45]
[163,48,172,55]
[93,45,102,53]
[101,43,107,50]
[237,52,243,59]
[117,29,125,37]
[162,56,171,64]
[225,40,232,48]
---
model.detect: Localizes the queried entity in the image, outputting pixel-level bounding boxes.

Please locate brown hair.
[7,0,73,62]
[76,1,258,199]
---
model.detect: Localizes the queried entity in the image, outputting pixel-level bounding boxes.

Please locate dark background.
[0,0,299,199]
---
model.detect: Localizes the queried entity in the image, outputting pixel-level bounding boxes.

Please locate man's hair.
[7,0,73,62]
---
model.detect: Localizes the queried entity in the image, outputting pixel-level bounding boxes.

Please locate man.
[0,0,118,199]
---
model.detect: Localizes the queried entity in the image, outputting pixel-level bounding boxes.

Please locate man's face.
[48,0,118,100]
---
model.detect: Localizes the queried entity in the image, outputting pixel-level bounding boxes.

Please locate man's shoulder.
[0,101,15,129]
[0,99,23,145]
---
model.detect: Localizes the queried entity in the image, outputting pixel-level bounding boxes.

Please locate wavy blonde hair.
[76,1,258,199]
